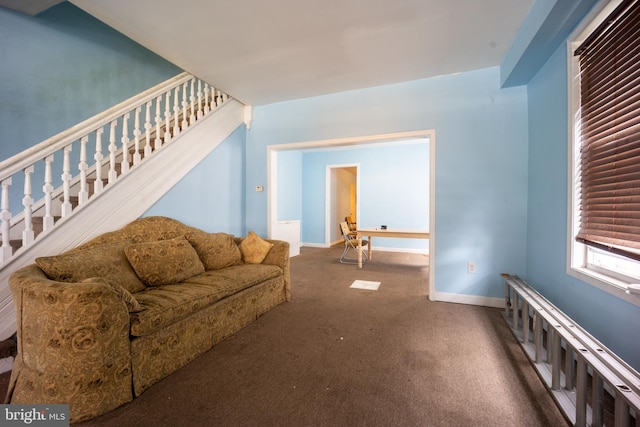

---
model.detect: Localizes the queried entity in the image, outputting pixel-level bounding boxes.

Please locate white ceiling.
[64,0,534,106]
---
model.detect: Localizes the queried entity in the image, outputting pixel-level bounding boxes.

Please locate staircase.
[0,72,248,341]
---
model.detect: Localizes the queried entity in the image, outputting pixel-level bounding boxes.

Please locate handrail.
[0,71,231,266]
[0,72,192,181]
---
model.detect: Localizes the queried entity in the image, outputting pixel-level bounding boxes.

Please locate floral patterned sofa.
[5,216,290,422]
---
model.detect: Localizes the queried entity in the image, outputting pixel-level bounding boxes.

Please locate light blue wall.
[526,42,640,369]
[247,66,529,299]
[500,0,597,87]
[276,150,302,220]
[143,126,246,236]
[0,2,183,216]
[299,143,429,250]
[0,2,182,162]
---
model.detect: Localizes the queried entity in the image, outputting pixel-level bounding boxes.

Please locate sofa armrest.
[233,237,291,301]
[262,240,291,301]
[7,264,133,421]
[262,239,289,268]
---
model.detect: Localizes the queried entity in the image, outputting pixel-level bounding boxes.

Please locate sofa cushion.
[124,236,205,287]
[36,240,146,293]
[82,277,143,313]
[186,231,242,270]
[121,216,200,243]
[130,264,282,337]
[183,264,282,292]
[238,231,274,264]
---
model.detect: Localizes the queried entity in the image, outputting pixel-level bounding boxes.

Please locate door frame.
[326,164,359,246]
[266,129,435,299]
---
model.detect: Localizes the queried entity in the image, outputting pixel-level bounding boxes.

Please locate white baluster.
[22,166,35,247]
[197,79,204,119]
[181,82,189,130]
[204,83,211,115]
[78,136,88,205]
[61,145,72,217]
[108,120,118,183]
[222,93,228,103]
[120,113,130,175]
[172,86,181,137]
[1,177,12,262]
[189,78,196,125]
[155,95,163,149]
[144,101,153,158]
[164,91,172,143]
[133,107,142,166]
[94,128,104,195]
[42,155,54,231]
[214,88,221,107]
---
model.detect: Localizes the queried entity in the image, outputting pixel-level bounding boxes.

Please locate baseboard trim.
[369,246,428,255]
[299,245,498,308]
[430,290,503,308]
[301,242,328,248]
[301,243,429,254]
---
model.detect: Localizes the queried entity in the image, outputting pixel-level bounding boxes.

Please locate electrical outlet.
[467,262,477,274]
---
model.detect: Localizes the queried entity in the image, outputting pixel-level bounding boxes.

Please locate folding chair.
[345,215,357,233]
[339,221,368,264]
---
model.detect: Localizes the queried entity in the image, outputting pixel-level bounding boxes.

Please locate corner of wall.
[500,0,597,88]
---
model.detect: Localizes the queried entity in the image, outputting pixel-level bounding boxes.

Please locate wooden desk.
[356,227,429,268]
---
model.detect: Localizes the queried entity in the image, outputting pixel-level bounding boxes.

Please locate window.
[569,0,640,304]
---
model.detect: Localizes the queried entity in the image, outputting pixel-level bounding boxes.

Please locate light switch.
[467,262,476,274]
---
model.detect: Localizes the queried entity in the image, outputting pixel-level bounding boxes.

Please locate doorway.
[326,165,358,245]
[266,129,436,299]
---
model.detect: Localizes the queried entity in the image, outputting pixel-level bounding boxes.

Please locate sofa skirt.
[131,276,286,396]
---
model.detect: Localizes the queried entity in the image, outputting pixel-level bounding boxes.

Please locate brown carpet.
[69,246,565,426]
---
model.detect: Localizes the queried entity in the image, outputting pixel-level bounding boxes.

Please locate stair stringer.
[0,98,245,341]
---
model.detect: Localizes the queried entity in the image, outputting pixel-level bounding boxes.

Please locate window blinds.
[575,0,640,260]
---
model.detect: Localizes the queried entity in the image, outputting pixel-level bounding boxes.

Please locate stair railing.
[0,72,230,266]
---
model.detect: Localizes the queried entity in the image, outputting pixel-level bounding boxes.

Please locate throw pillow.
[36,239,146,293]
[238,231,274,264]
[124,236,205,286]
[186,231,242,270]
[82,277,143,313]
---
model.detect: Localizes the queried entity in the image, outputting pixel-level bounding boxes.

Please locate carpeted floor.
[68,246,568,426]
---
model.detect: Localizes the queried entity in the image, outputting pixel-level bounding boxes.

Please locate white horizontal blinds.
[575,0,640,260]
